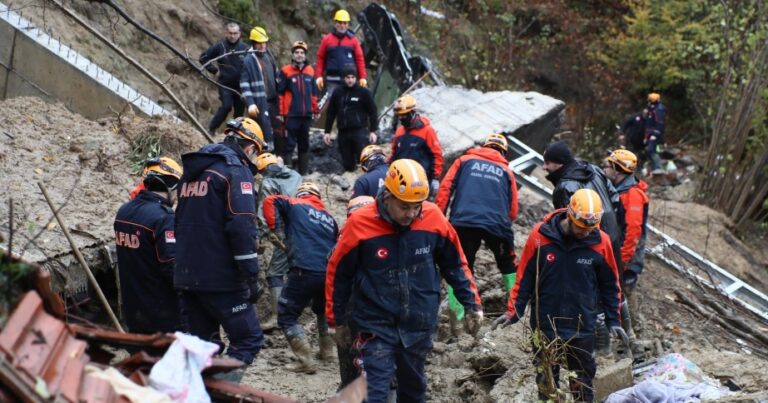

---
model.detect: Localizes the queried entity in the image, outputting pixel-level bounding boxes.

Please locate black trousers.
[208,83,244,132]
[454,226,515,275]
[338,127,369,172]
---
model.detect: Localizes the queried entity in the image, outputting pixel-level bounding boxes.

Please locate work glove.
[610,325,630,349]
[428,179,440,202]
[247,278,263,304]
[329,325,352,348]
[247,104,259,118]
[465,310,483,336]
[491,312,519,330]
[359,78,367,88]
[623,270,638,290]
[368,132,377,144]
[316,77,324,90]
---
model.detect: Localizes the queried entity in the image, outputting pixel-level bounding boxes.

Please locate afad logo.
[546,253,556,263]
[376,247,389,259]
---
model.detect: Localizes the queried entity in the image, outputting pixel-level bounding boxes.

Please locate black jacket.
[199,39,248,86]
[325,84,378,133]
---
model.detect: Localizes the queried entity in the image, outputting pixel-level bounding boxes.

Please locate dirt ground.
[2,97,768,401]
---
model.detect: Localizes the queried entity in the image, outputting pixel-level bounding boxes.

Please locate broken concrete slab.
[409,86,565,162]
[594,357,634,401]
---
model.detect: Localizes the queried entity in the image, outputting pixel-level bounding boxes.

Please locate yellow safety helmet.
[225,117,265,152]
[567,189,604,229]
[359,145,385,171]
[334,9,351,22]
[291,40,309,53]
[648,92,661,103]
[347,195,374,216]
[393,95,417,116]
[255,153,279,171]
[384,159,429,203]
[142,157,183,190]
[142,157,182,180]
[296,182,321,198]
[607,149,638,174]
[483,133,508,152]
[249,26,269,43]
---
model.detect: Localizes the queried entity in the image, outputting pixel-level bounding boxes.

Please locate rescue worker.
[315,9,367,97]
[388,95,444,200]
[263,182,339,374]
[199,23,248,136]
[240,27,274,147]
[436,134,519,334]
[645,93,667,173]
[603,149,649,337]
[326,159,483,402]
[351,145,388,198]
[620,108,648,170]
[245,26,280,152]
[543,141,623,259]
[254,153,302,330]
[347,195,374,216]
[175,117,265,380]
[493,189,627,403]
[114,157,183,334]
[277,41,319,175]
[542,140,624,353]
[323,64,378,172]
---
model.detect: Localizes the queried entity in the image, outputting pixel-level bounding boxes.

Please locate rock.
[594,357,633,402]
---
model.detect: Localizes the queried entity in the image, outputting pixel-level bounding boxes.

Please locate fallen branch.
[37,182,125,333]
[49,0,213,143]
[673,290,768,356]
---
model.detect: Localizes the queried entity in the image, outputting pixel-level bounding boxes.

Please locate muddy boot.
[260,286,282,331]
[620,299,637,340]
[286,335,317,374]
[298,153,310,175]
[315,315,335,362]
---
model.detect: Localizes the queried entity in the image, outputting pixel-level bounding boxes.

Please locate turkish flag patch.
[165,230,176,243]
[546,252,555,263]
[376,247,389,259]
[241,182,253,195]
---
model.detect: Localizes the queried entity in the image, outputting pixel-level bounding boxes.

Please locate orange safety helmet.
[296,182,321,198]
[483,133,508,152]
[607,149,638,174]
[393,95,417,116]
[224,117,265,152]
[359,145,386,172]
[255,153,279,171]
[291,40,309,53]
[567,189,603,229]
[384,159,429,202]
[648,93,661,103]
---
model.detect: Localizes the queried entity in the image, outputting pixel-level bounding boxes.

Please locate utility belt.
[325,75,341,82]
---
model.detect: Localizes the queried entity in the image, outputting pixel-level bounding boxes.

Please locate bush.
[218,0,257,28]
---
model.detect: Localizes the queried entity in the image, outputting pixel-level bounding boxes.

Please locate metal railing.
[504,133,768,322]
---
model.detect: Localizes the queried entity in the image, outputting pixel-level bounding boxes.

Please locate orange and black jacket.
[113,190,180,333]
[615,175,649,271]
[277,63,319,118]
[389,115,444,181]
[263,194,339,273]
[436,147,518,241]
[505,209,621,339]
[325,199,482,348]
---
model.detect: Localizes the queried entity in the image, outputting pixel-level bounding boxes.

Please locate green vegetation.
[218,0,257,28]
[387,0,768,228]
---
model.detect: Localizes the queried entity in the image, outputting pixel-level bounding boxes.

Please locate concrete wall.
[0,3,173,120]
